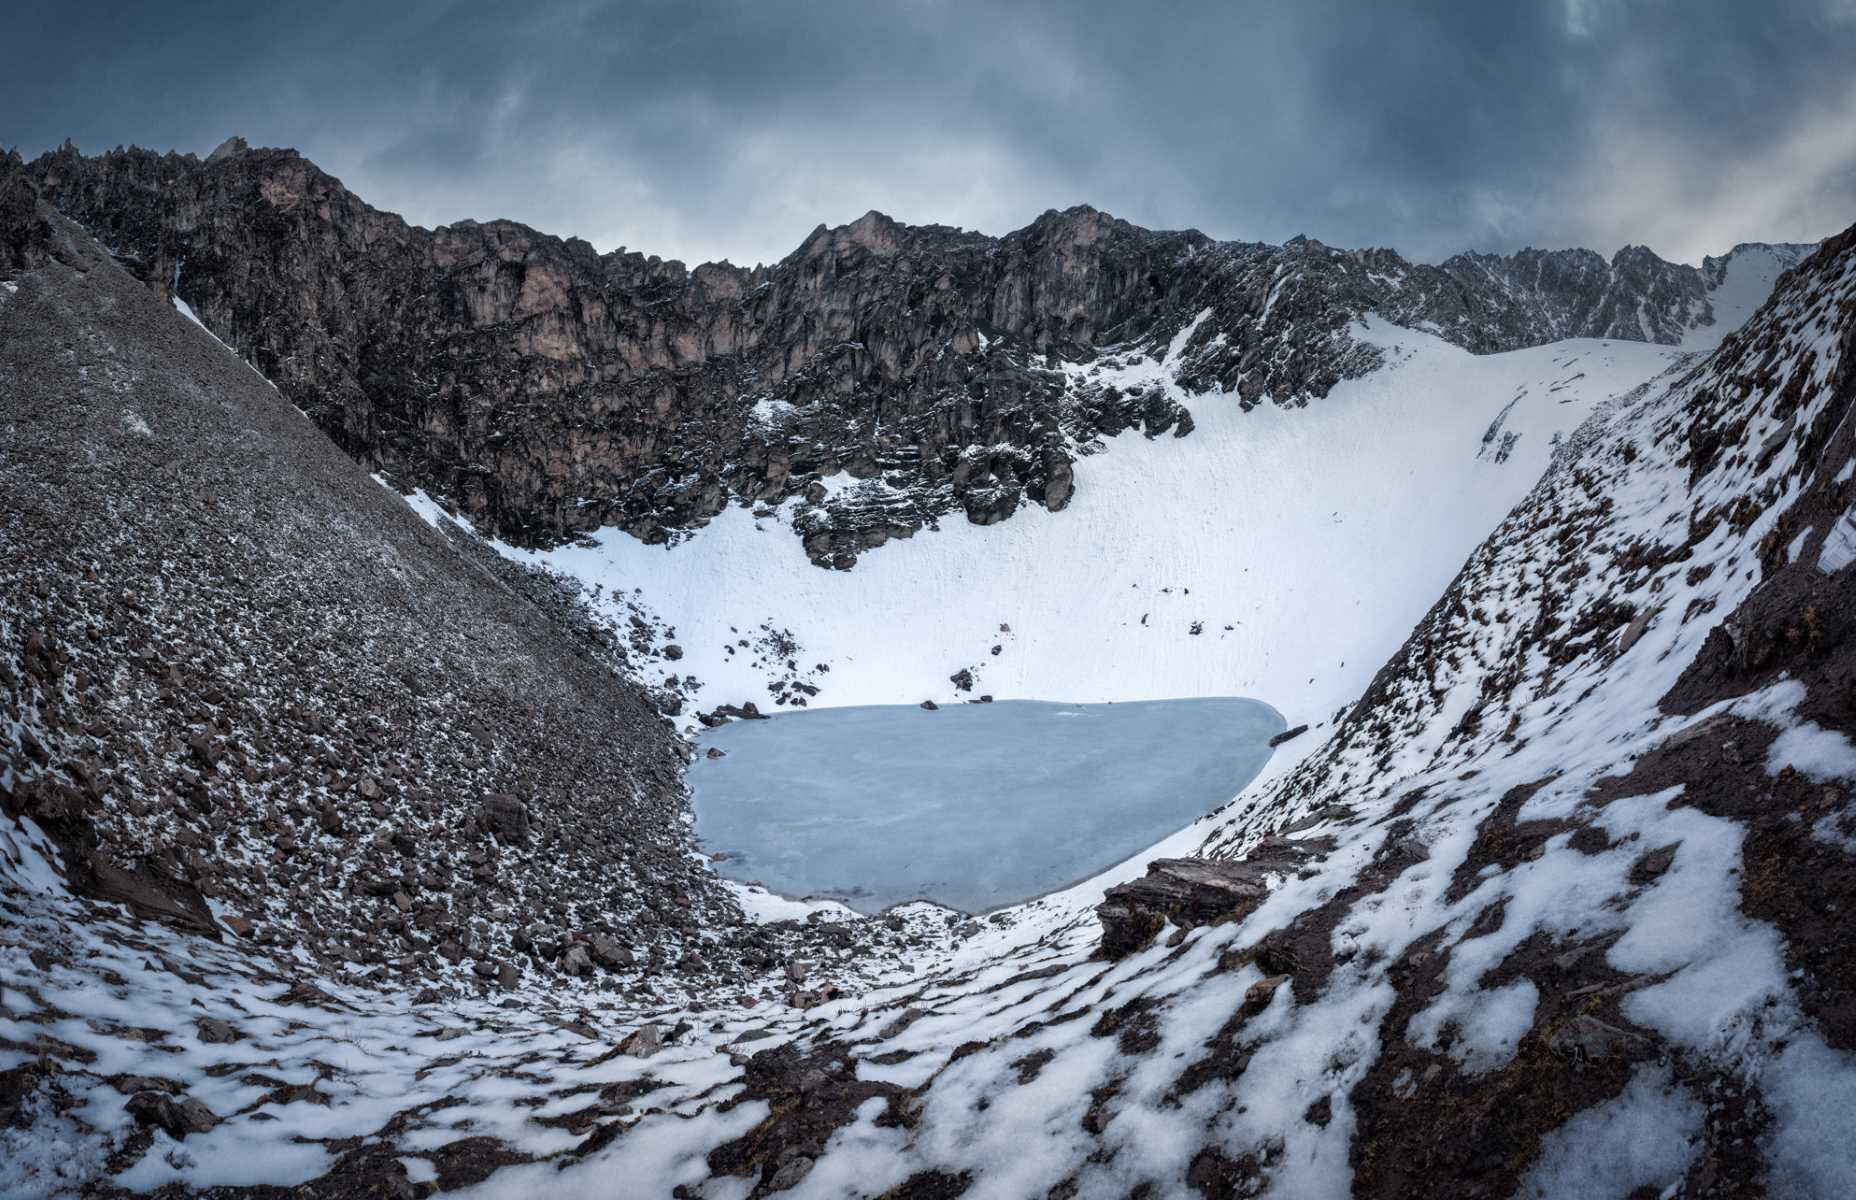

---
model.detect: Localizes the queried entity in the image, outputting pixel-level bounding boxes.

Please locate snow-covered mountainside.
[16,141,1811,569]
[3,149,1855,1197]
[479,321,1689,732]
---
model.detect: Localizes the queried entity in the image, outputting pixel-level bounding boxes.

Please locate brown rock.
[125,1090,219,1138]
[1097,840,1328,958]
[619,1024,665,1057]
[195,1018,242,1044]
[478,793,531,845]
[1244,974,1292,1010]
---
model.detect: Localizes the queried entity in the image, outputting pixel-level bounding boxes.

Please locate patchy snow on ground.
[720,878,857,924]
[8,229,1856,1197]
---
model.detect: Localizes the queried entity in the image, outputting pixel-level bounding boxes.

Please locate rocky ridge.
[13,140,1813,566]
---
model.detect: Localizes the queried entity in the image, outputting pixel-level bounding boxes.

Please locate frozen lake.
[689,697,1285,914]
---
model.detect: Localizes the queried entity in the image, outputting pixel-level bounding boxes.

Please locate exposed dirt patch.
[1349,929,1662,1199]
[1591,716,1856,1050]
[706,1041,907,1196]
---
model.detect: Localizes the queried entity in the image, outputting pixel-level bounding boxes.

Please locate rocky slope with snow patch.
[16,141,1811,568]
[0,204,940,1013]
[2,155,1853,1197]
[1165,217,1856,1197]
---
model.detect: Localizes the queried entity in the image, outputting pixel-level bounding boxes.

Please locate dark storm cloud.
[6,0,1856,265]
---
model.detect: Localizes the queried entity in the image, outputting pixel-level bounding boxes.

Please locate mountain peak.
[206,135,250,163]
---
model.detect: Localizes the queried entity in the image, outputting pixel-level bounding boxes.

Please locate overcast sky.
[6,0,1856,267]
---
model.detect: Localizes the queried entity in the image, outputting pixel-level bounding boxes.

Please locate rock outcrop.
[1097,839,1329,957]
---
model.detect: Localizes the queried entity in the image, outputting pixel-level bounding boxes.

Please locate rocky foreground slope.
[2,165,1854,1195]
[15,140,1810,566]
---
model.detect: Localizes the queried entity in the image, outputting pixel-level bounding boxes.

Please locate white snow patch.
[1766,720,1856,783]
[388,483,475,534]
[399,1157,438,1184]
[173,295,206,328]
[1409,978,1538,1074]
[1760,1034,1856,1199]
[1518,1065,1703,1199]
[0,1083,116,1193]
[1684,244,1802,351]
[1604,791,1790,1049]
[1818,506,1856,573]
[720,878,856,924]
[170,293,290,396]
[749,395,797,426]
[1812,812,1856,855]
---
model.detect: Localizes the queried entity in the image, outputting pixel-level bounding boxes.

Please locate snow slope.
[476,320,1687,755]
[1686,241,1816,349]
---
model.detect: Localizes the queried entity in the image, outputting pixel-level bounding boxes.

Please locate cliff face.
[16,140,1813,565]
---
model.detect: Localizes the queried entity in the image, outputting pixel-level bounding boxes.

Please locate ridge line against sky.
[6,0,1856,268]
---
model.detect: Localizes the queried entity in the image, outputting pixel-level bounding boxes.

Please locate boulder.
[478,793,531,845]
[768,1156,815,1192]
[195,1017,242,1045]
[588,933,634,971]
[1096,840,1328,958]
[1617,605,1659,654]
[1547,1015,1652,1066]
[126,1090,219,1138]
[962,485,1021,526]
[1244,974,1292,1010]
[619,1023,666,1057]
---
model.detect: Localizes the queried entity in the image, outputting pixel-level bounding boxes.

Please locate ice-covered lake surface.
[689,697,1285,914]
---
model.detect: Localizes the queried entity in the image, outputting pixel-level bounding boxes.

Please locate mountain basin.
[689,697,1286,914]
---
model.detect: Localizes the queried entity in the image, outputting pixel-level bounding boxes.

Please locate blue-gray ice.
[690,698,1285,914]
